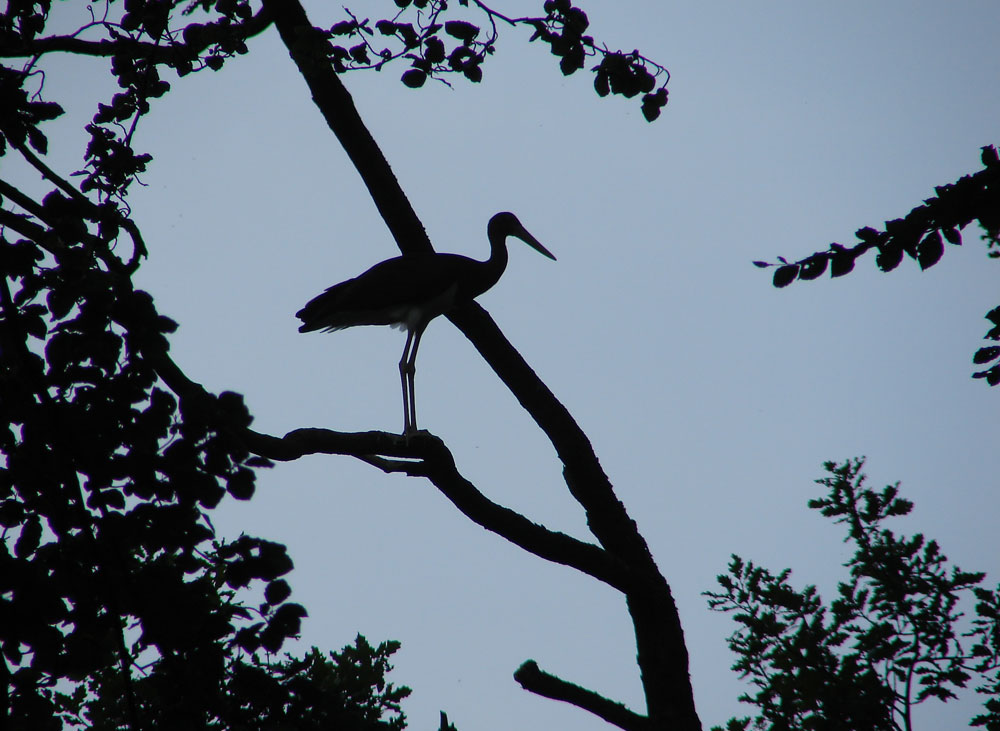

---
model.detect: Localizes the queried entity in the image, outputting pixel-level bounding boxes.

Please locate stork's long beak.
[515,226,556,261]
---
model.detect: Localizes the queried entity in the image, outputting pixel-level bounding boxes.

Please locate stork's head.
[489,212,556,261]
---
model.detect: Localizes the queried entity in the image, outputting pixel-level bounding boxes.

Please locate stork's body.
[296,212,555,434]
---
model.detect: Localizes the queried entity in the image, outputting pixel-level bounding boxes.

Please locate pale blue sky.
[11,1,1000,728]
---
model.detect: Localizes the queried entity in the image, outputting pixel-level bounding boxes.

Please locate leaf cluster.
[1,206,296,724]
[325,2,491,87]
[2,1,269,205]
[530,0,669,121]
[753,145,1000,386]
[706,459,1000,731]
[78,636,411,730]
[317,0,669,120]
[0,194,409,730]
[0,64,64,156]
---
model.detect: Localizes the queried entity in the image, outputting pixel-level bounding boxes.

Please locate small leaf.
[444,20,479,43]
[640,89,667,122]
[972,364,1000,385]
[898,229,920,259]
[47,288,76,320]
[594,71,609,97]
[235,624,262,652]
[798,254,828,280]
[463,63,482,83]
[395,23,420,49]
[349,43,369,63]
[982,145,999,167]
[565,7,590,34]
[773,265,799,288]
[943,226,962,245]
[264,579,292,605]
[148,79,170,97]
[637,69,656,94]
[15,515,41,558]
[752,260,770,269]
[400,69,426,88]
[330,20,357,36]
[973,346,1000,365]
[448,46,472,71]
[424,36,445,64]
[560,46,584,75]
[640,100,661,122]
[917,230,944,270]
[256,541,294,580]
[26,126,48,155]
[226,468,255,501]
[27,101,64,122]
[875,244,903,272]
[855,226,881,243]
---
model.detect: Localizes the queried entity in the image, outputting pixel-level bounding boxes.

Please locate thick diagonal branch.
[261,0,432,255]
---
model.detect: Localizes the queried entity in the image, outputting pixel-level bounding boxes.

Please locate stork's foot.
[401,426,430,445]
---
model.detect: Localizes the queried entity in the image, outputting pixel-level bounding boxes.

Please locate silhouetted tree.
[706,459,1000,731]
[1,1,692,730]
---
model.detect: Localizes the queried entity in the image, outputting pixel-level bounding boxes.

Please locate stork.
[296,212,555,434]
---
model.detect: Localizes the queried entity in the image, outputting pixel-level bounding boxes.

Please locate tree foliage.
[320,0,670,119]
[0,103,408,728]
[706,459,1000,731]
[753,145,1000,385]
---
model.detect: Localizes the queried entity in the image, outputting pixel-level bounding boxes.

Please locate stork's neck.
[482,218,511,290]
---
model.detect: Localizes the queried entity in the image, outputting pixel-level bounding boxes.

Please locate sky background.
[10,1,1000,729]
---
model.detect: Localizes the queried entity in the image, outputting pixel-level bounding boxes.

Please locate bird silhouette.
[297,212,555,434]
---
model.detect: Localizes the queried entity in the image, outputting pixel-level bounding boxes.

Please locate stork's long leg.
[406,325,425,432]
[398,328,415,434]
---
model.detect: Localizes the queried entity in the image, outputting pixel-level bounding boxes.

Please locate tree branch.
[249,428,634,590]
[759,145,1000,288]
[10,140,148,269]
[255,426,633,590]
[0,197,65,259]
[261,0,432,255]
[0,7,273,63]
[138,343,634,592]
[0,178,131,277]
[514,660,649,731]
